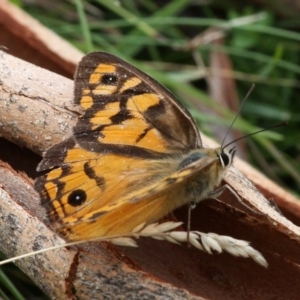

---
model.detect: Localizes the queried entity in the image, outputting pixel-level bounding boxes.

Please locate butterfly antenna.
[222,121,288,150]
[221,84,255,148]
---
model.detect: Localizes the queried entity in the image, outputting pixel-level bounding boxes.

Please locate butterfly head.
[218,146,236,169]
[206,146,236,186]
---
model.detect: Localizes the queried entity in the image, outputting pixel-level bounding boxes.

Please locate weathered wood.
[1,52,300,300]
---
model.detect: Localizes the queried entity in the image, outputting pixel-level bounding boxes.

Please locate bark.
[0,0,81,78]
[1,50,300,300]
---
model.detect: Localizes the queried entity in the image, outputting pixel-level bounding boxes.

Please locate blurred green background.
[2,0,300,298]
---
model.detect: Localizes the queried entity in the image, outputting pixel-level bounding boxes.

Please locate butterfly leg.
[207,185,227,199]
[208,184,261,214]
[187,201,197,246]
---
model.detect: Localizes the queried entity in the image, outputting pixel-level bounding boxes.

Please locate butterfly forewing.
[73,52,202,153]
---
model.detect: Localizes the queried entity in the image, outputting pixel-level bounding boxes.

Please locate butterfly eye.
[219,147,236,168]
[101,74,118,85]
[68,189,87,207]
[220,152,230,167]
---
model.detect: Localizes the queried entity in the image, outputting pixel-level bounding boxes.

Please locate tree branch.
[1,52,300,300]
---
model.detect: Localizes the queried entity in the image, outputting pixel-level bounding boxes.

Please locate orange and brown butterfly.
[34,52,236,242]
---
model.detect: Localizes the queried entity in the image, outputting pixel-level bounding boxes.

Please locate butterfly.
[34,52,236,242]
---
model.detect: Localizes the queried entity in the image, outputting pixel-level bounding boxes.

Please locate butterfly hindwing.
[35,136,200,239]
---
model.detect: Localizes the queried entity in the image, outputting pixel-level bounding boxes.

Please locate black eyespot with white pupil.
[68,189,87,207]
[101,74,118,85]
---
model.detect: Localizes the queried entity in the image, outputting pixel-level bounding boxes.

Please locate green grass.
[2,0,300,298]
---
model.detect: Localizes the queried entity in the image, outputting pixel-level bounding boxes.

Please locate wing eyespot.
[68,189,87,207]
[101,74,118,85]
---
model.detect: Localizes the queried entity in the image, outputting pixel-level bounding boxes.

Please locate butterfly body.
[179,148,231,199]
[35,52,235,241]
